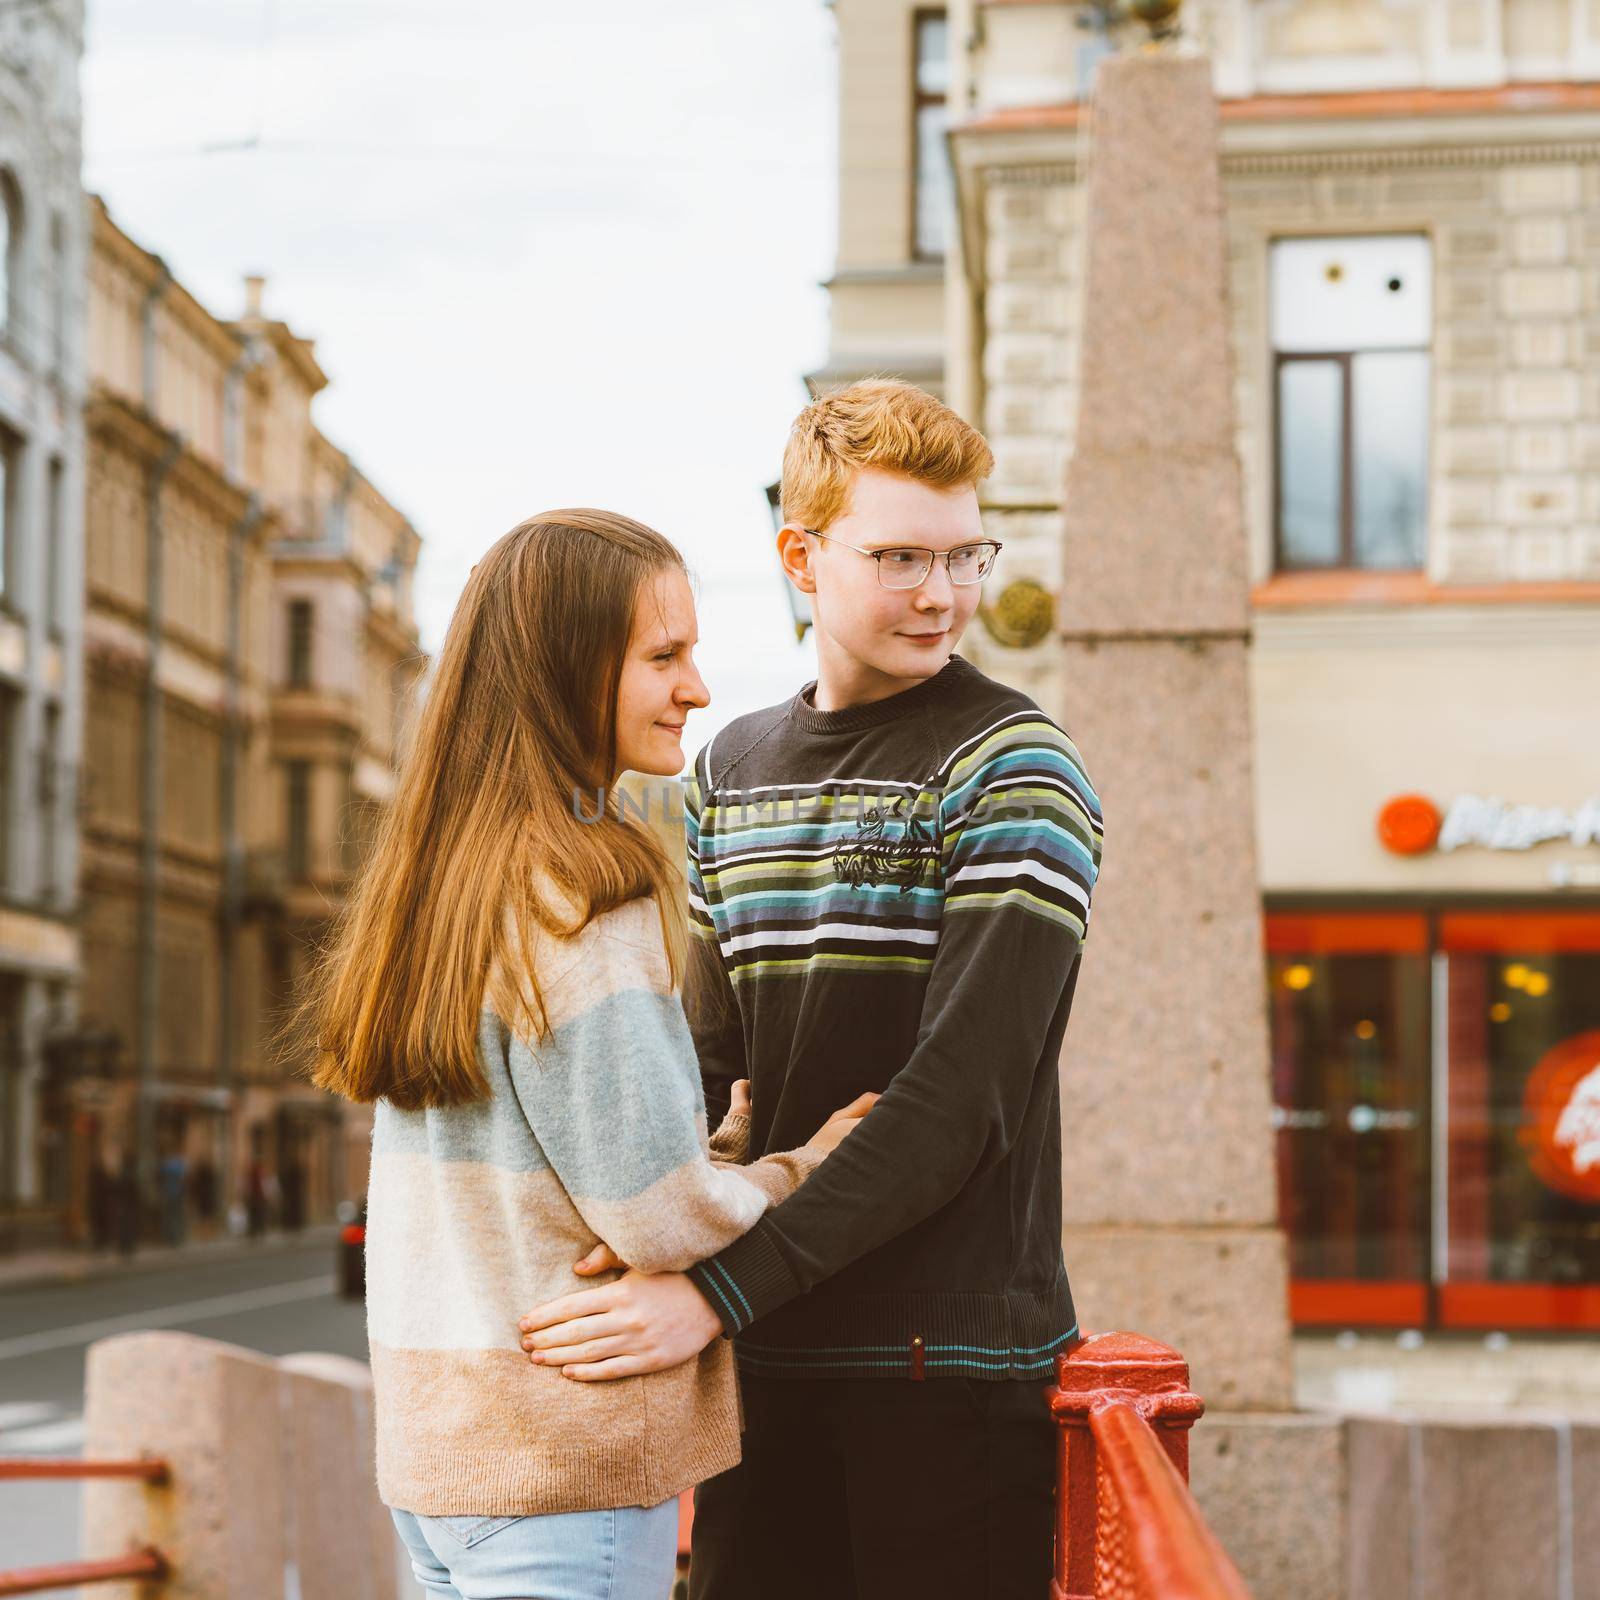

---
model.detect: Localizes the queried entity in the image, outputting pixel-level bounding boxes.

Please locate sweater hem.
[731,1281,1079,1381]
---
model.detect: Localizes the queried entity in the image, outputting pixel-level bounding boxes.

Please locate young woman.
[302,510,874,1600]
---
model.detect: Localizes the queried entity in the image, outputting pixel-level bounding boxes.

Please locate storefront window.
[1268,914,1430,1324]
[1268,909,1600,1331]
[1440,913,1600,1327]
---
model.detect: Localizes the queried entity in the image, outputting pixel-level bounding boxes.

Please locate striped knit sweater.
[681,651,1104,1380]
[364,891,823,1516]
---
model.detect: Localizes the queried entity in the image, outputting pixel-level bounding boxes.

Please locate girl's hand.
[728,1078,752,1118]
[805,1092,879,1157]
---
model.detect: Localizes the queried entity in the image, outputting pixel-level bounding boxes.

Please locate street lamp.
[765,482,813,643]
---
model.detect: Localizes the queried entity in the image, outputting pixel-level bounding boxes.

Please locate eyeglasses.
[801,529,1003,590]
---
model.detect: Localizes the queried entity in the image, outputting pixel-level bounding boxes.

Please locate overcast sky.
[83,0,833,763]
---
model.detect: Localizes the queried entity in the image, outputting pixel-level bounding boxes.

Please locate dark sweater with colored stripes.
[681,651,1104,1380]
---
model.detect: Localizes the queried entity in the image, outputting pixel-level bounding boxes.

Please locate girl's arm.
[506,901,821,1274]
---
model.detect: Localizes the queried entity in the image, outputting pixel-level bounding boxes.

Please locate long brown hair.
[301,509,689,1110]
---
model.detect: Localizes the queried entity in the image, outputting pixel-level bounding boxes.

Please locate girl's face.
[613,566,710,781]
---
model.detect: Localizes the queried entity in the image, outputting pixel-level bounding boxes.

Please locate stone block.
[1509,529,1572,581]
[1499,267,1582,318]
[1576,1420,1600,1600]
[1508,426,1570,472]
[280,1353,395,1600]
[1499,472,1579,523]
[1510,322,1569,367]
[1441,375,1496,422]
[1500,164,1582,210]
[1191,1411,1347,1600]
[82,1331,287,1599]
[1345,1416,1412,1598]
[1510,215,1570,265]
[1575,531,1600,579]
[984,329,1071,386]
[1414,1418,1562,1599]
[1436,220,1505,262]
[1437,323,1504,367]
[1441,478,1498,526]
[1437,527,1511,581]
[1064,1228,1294,1411]
[989,281,1073,334]
[1501,371,1580,421]
[1436,267,1494,318]
[1439,427,1507,474]
[1381,169,1494,210]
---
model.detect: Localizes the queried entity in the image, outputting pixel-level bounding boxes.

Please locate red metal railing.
[0,1457,171,1597]
[1049,1331,1251,1600]
[2,1334,1243,1597]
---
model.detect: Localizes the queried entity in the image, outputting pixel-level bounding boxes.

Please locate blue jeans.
[391,1500,679,1600]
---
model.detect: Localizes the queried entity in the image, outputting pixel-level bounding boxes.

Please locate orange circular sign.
[1377,794,1442,856]
[1522,1029,1600,1205]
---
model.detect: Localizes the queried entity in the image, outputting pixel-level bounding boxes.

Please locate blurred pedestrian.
[113,1148,139,1256]
[282,1154,306,1232]
[244,1157,269,1238]
[158,1149,188,1247]
[191,1155,218,1234]
[87,1152,115,1253]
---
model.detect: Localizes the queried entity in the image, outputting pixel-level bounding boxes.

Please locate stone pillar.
[81,1332,396,1599]
[1056,50,1292,1415]
[279,1353,396,1600]
[82,1331,287,1598]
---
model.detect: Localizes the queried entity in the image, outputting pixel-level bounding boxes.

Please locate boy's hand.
[728,1077,752,1118]
[519,1269,722,1380]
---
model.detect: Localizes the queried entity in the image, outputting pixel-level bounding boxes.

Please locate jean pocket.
[431,1513,522,1549]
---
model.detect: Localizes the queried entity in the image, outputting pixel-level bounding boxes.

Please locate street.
[0,1241,419,1596]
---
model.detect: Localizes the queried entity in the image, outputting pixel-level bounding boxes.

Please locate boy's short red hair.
[780,379,995,532]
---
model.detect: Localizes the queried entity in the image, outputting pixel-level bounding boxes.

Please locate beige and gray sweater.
[364,892,822,1516]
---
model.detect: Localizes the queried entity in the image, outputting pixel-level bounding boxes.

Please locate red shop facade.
[1268,901,1600,1332]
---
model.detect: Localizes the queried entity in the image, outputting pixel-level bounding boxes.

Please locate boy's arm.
[682,755,746,1131]
[682,718,1103,1337]
[507,912,820,1276]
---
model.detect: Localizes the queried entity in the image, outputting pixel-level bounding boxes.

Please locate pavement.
[1295,1328,1600,1417]
[0,1222,343,1293]
[0,1235,418,1598]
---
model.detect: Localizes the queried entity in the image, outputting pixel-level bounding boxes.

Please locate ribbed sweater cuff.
[686,1220,801,1337]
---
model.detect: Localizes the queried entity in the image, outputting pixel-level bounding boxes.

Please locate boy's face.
[787,468,987,686]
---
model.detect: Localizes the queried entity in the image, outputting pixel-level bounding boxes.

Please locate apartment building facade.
[814,0,1600,1332]
[0,0,86,1251]
[65,200,425,1244]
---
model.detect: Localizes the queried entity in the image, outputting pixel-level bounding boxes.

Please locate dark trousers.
[688,1371,1057,1600]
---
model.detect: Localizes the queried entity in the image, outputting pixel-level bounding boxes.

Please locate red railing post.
[0,1458,172,1596]
[1047,1331,1208,1599]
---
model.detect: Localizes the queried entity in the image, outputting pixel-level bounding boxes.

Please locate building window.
[287,599,313,688]
[286,761,311,878]
[48,213,66,377]
[0,172,16,337]
[1270,235,1432,572]
[45,457,62,637]
[1268,915,1430,1324]
[0,689,14,888]
[38,702,58,900]
[0,432,13,606]
[912,11,951,261]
